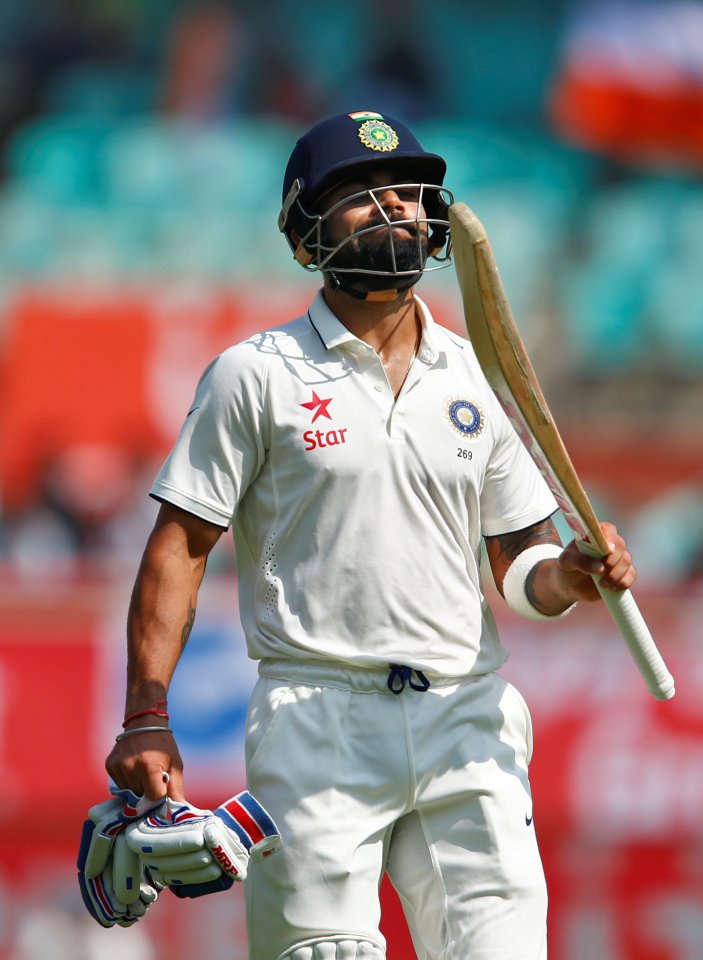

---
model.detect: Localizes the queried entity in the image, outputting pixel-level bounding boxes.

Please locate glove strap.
[215,792,280,856]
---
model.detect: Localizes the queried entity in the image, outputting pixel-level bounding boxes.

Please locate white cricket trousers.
[244,660,548,960]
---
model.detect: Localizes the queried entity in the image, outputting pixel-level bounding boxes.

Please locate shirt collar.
[307,289,359,350]
[307,288,464,362]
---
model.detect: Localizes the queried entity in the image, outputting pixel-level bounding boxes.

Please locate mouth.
[365,219,419,240]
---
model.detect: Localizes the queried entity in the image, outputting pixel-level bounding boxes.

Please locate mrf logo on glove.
[126,790,282,899]
[202,792,280,882]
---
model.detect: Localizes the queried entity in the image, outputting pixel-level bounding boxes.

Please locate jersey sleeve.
[479,395,558,537]
[150,346,267,527]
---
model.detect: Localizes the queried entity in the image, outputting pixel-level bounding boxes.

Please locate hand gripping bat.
[448,201,675,700]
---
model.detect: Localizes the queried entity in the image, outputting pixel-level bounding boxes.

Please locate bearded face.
[325,216,430,291]
[315,178,431,292]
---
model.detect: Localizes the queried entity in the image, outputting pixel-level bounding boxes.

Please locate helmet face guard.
[281,179,454,278]
[278,112,454,290]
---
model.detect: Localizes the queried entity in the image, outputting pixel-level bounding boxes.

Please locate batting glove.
[125,791,282,898]
[77,787,165,927]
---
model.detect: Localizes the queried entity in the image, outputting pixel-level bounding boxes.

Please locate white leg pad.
[277,937,385,960]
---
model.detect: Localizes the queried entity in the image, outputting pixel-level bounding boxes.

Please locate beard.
[325,222,429,292]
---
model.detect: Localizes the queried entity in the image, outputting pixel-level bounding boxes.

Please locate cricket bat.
[448,201,675,701]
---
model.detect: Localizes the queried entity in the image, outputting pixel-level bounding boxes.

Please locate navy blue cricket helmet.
[278,111,453,286]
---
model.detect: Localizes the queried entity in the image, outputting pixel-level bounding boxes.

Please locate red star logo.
[301,391,333,423]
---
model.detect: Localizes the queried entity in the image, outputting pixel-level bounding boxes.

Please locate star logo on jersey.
[300,391,350,452]
[301,391,333,423]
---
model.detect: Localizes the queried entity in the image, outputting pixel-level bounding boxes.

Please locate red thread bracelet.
[122,700,169,728]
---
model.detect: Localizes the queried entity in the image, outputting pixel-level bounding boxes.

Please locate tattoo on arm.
[181,601,196,650]
[525,564,551,615]
[488,517,561,567]
[485,516,562,600]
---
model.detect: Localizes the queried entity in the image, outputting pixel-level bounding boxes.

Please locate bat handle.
[594,583,675,700]
[576,538,675,700]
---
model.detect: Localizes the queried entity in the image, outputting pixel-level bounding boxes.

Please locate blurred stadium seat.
[0,117,298,280]
[41,62,158,118]
[647,261,703,371]
[645,186,703,370]
[555,180,691,370]
[4,117,112,204]
[103,117,292,211]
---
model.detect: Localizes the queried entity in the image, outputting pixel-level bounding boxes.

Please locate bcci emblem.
[444,397,485,439]
[358,119,400,152]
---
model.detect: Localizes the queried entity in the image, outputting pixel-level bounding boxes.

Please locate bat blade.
[449,201,675,700]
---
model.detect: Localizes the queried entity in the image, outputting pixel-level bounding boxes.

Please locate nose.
[375,185,405,213]
[373,186,423,230]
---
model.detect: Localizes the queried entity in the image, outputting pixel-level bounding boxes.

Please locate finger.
[113,772,165,802]
[203,821,248,879]
[141,850,214,872]
[142,767,171,802]
[575,548,633,592]
[125,816,207,856]
[88,797,123,824]
[128,827,207,855]
[106,755,163,801]
[83,829,114,878]
[160,863,223,886]
[113,833,142,904]
[562,544,605,578]
[599,539,634,578]
[139,882,160,905]
[127,899,149,918]
[600,563,637,591]
[583,558,608,582]
[165,766,186,802]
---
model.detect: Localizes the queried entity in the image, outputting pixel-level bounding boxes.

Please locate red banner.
[549,1,703,169]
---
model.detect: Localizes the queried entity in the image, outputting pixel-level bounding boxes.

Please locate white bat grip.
[576,539,675,700]
[594,584,675,700]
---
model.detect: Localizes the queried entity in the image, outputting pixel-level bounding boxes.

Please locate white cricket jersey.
[151,289,557,678]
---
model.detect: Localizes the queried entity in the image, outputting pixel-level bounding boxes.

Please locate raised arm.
[485,516,636,617]
[105,502,224,801]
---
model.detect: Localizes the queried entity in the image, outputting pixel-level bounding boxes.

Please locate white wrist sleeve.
[502,543,578,621]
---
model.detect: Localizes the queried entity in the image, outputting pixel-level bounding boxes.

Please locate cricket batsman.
[83,111,637,959]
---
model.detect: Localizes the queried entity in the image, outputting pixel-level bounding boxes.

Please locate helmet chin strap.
[327,270,420,301]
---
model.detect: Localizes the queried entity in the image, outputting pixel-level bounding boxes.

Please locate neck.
[322,281,419,358]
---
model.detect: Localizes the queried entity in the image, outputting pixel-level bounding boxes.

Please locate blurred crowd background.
[0,2,701,959]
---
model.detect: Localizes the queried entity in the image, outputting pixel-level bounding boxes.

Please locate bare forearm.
[125,535,203,713]
[524,557,584,615]
[106,503,223,800]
